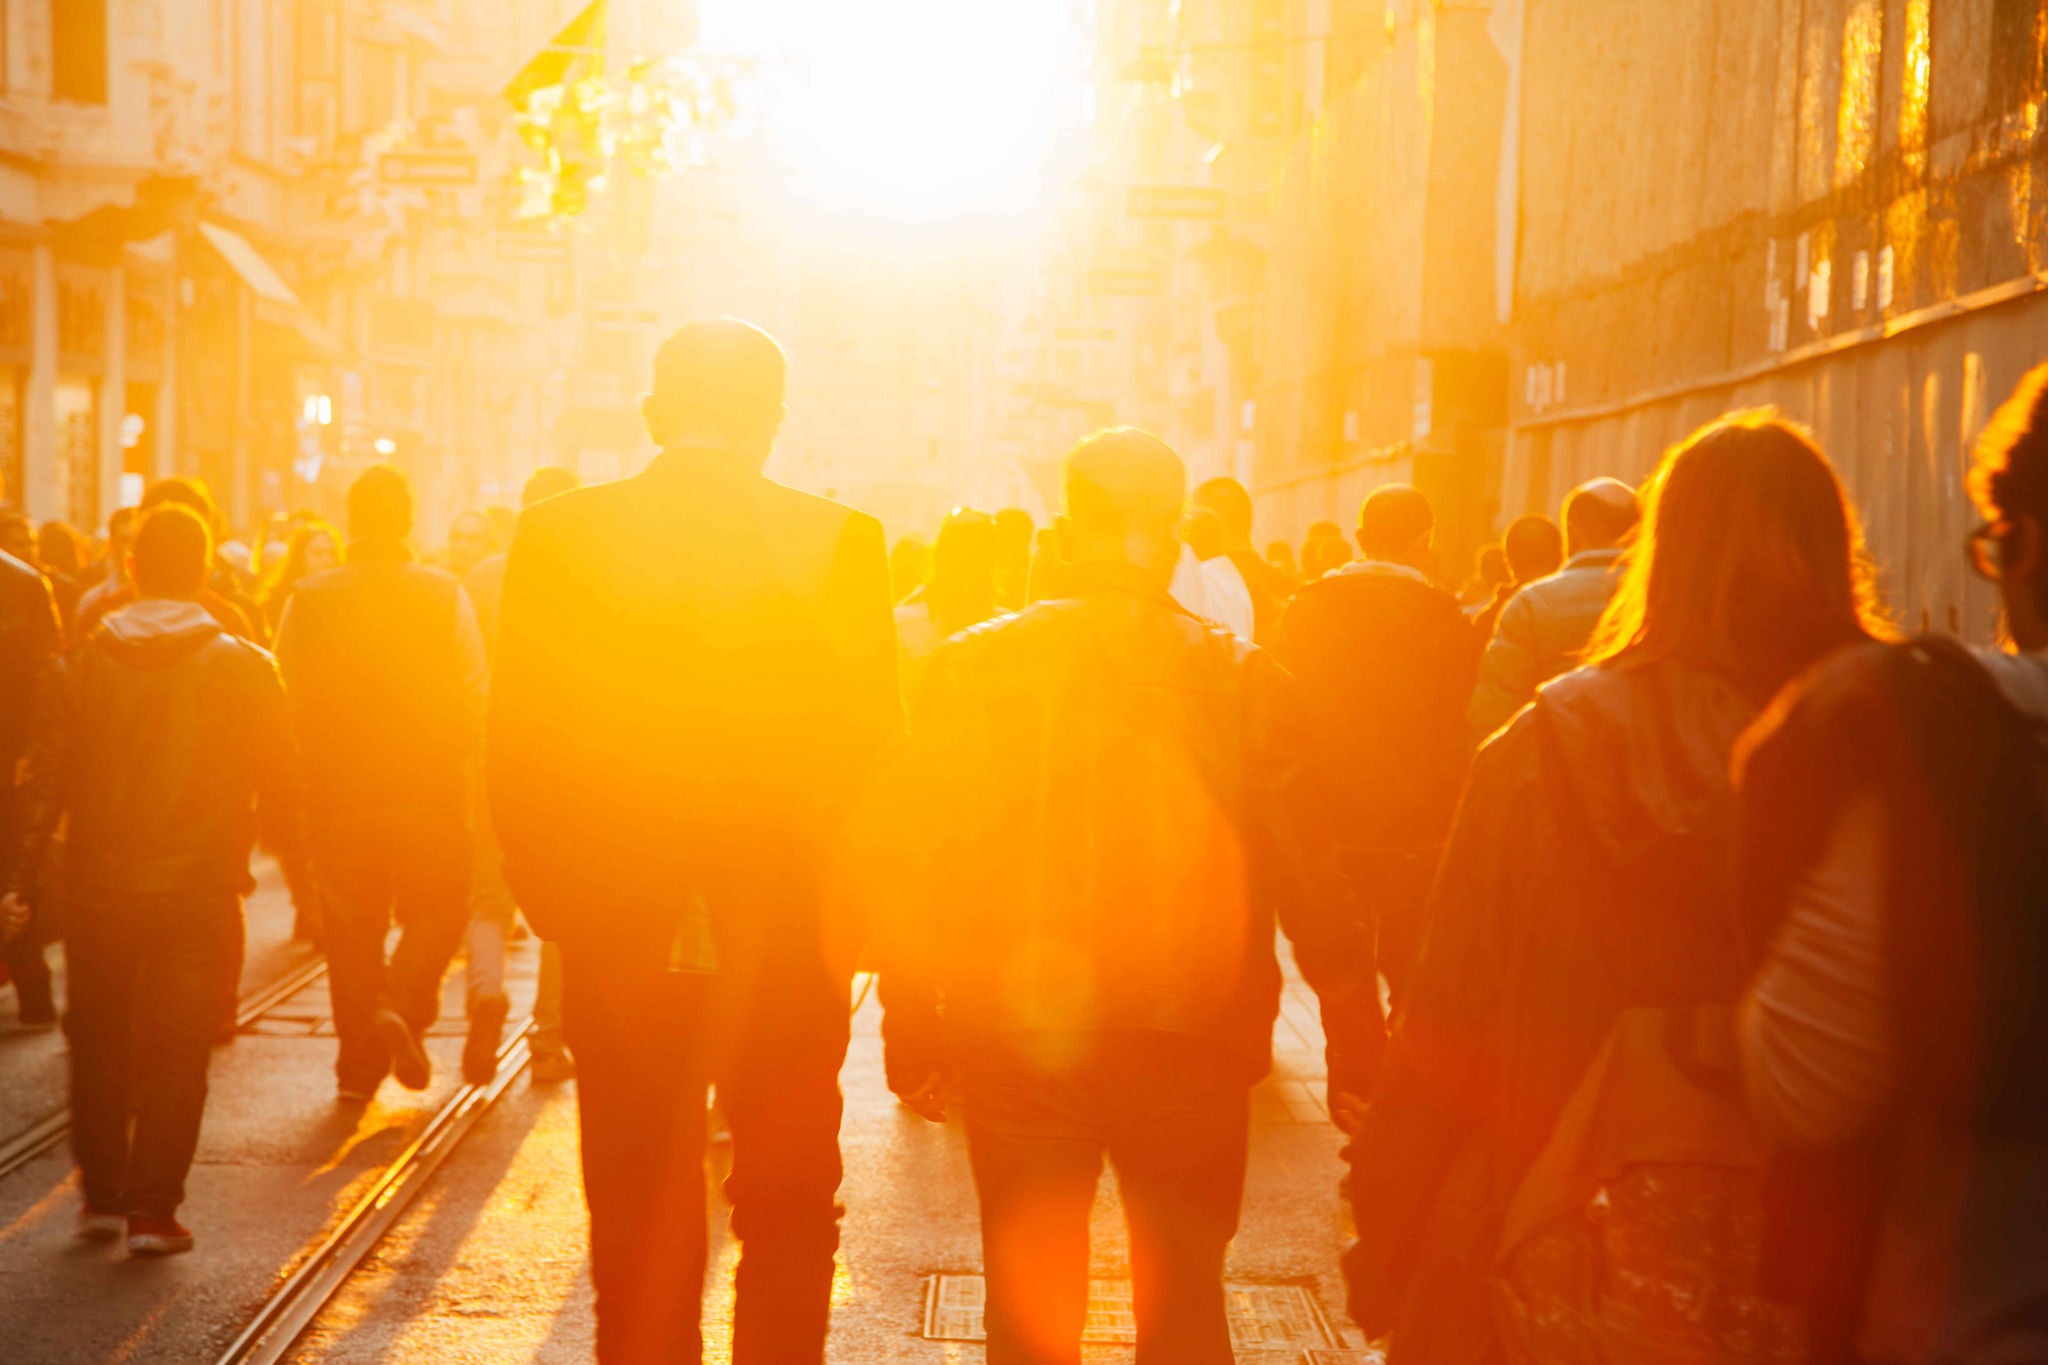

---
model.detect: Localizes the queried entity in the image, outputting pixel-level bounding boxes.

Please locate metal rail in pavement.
[213,1020,534,1365]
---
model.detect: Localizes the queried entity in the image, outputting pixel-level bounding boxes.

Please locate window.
[53,0,109,104]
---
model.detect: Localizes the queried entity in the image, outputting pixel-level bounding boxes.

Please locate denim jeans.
[960,1030,1251,1365]
[65,893,242,1216]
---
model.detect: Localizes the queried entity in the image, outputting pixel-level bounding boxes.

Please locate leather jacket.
[874,561,1379,1086]
[10,599,300,900]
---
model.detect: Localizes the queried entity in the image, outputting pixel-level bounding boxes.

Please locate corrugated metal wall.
[1510,0,2048,638]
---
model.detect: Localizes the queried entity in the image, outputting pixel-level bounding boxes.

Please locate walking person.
[488,320,900,1364]
[1344,414,1883,1365]
[462,465,582,1086]
[1192,475,1299,641]
[274,465,486,1100]
[1272,484,1482,1041]
[873,428,1379,1365]
[1467,477,1639,739]
[1734,365,2048,1364]
[0,545,62,1026]
[1,506,299,1255]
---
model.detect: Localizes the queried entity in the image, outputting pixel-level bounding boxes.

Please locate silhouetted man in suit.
[488,319,900,1364]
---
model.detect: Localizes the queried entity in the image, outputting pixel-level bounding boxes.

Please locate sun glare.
[700,0,1081,219]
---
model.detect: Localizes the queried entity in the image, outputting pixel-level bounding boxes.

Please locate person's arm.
[246,651,306,865]
[4,655,75,904]
[452,584,490,759]
[1737,791,1896,1148]
[1244,649,1386,1108]
[1467,590,1543,742]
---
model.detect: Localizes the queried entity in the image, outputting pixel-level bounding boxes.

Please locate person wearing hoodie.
[1,505,300,1257]
[1343,414,1883,1365]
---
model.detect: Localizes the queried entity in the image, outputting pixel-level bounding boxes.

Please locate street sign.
[1054,324,1117,344]
[1088,269,1163,297]
[1128,185,1227,220]
[379,152,480,186]
[497,234,573,263]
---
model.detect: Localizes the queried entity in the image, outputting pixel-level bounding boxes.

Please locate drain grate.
[922,1275,1336,1349]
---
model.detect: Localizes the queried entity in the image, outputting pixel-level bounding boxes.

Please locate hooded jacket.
[9,599,300,900]
[1344,658,1762,1361]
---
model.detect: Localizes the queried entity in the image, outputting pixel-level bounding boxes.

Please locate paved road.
[285,947,1371,1364]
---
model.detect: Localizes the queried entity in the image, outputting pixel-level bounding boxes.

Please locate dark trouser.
[65,894,242,1216]
[3,910,53,1018]
[563,939,850,1365]
[960,1031,1251,1365]
[311,805,470,1090]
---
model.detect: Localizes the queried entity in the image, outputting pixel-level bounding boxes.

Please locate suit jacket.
[487,448,901,971]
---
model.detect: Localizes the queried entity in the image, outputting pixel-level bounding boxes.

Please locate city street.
[0,868,1372,1363]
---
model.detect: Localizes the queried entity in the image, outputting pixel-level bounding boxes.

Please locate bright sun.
[699,0,1082,219]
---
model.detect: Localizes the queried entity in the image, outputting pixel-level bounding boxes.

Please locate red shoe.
[127,1213,194,1256]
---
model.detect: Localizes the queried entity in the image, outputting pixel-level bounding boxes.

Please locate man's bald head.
[1563,477,1640,553]
[1060,428,1186,582]
[642,318,788,466]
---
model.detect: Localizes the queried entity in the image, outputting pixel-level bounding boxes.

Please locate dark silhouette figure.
[1468,478,1640,740]
[1271,484,1481,1072]
[1735,364,2048,1363]
[873,428,1376,1365]
[275,465,487,1099]
[1192,475,1298,642]
[1347,414,1880,1365]
[0,547,61,1024]
[488,319,899,1365]
[4,506,298,1255]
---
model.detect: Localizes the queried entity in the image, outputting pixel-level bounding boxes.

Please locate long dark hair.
[1587,410,1887,697]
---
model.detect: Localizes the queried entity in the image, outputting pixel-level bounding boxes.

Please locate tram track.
[0,951,331,1185]
[213,1017,534,1365]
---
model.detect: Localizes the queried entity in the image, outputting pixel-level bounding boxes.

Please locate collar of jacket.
[1061,559,1189,612]
[644,445,762,484]
[346,540,414,566]
[1565,547,1627,571]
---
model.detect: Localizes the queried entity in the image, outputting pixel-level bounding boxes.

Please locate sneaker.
[529,1049,576,1085]
[336,1083,377,1104]
[463,991,509,1087]
[126,1213,194,1256]
[17,1000,57,1030]
[77,1205,127,1241]
[373,1009,432,1091]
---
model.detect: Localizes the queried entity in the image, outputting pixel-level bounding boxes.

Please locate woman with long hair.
[1341,412,1885,1365]
[258,518,340,634]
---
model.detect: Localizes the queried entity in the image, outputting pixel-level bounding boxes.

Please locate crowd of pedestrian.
[1,318,2044,1365]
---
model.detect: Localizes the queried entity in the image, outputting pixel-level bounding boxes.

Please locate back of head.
[522,465,581,509]
[1564,477,1642,552]
[1589,409,1880,695]
[1184,506,1228,561]
[1192,476,1255,546]
[37,521,84,577]
[140,477,220,535]
[646,318,788,465]
[1503,514,1566,584]
[347,464,414,549]
[1063,428,1187,550]
[933,507,998,582]
[131,505,212,600]
[1356,484,1433,563]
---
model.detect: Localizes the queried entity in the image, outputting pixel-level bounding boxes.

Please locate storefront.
[0,246,30,507]
[54,260,109,533]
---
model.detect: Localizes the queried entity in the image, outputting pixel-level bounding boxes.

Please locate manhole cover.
[922,1275,1336,1348]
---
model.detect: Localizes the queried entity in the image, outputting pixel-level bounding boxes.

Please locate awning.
[197,222,350,363]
